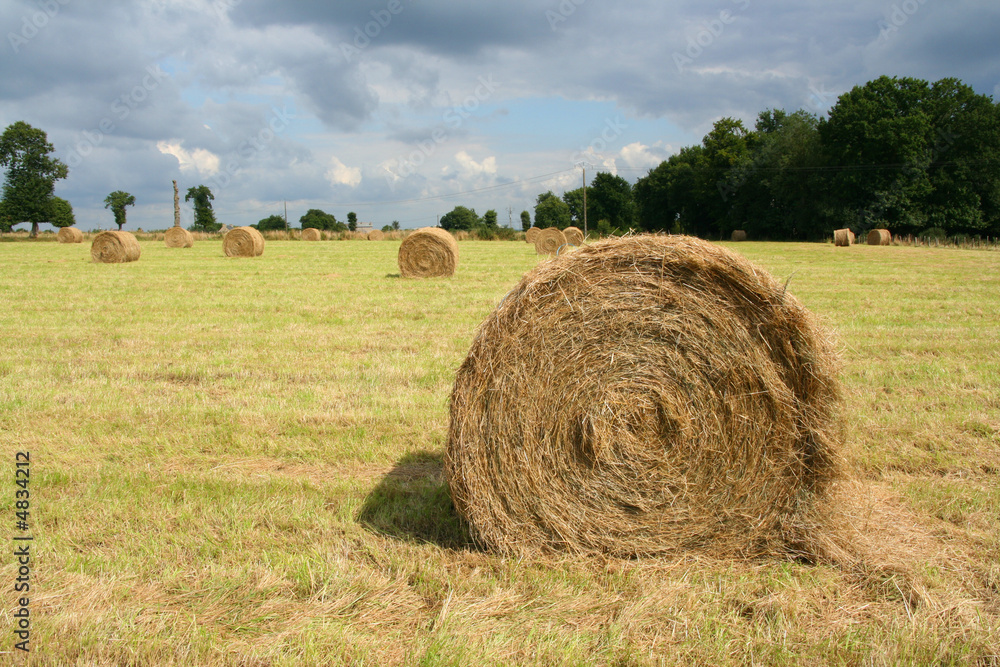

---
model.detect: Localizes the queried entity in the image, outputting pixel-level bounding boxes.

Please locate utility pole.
[582,164,588,240]
[283,201,288,230]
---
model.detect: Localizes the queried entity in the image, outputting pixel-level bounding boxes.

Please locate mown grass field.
[1,236,998,666]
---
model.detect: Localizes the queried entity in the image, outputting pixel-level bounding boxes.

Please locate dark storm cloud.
[230,0,560,57]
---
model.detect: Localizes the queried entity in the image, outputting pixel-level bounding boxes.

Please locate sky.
[2,0,999,232]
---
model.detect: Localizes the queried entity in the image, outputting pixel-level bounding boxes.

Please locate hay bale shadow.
[357,451,475,550]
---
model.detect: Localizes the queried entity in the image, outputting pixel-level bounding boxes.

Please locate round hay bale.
[223,226,265,257]
[301,227,321,241]
[833,229,853,247]
[731,230,747,242]
[867,229,891,246]
[563,226,584,246]
[446,234,844,558]
[534,227,567,255]
[57,227,83,243]
[525,227,541,244]
[164,226,194,248]
[367,229,384,241]
[90,230,141,263]
[397,227,459,278]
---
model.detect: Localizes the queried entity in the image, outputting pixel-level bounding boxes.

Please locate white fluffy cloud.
[156,140,220,175]
[326,156,362,187]
[455,150,497,177]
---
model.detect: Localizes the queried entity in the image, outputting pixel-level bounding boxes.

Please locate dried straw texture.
[731,230,747,242]
[90,231,141,263]
[164,226,194,248]
[446,234,844,559]
[834,229,853,247]
[563,226,584,246]
[57,227,83,243]
[397,227,459,278]
[223,226,265,257]
[525,227,541,244]
[301,227,321,241]
[367,229,384,241]
[534,227,568,255]
[867,229,891,246]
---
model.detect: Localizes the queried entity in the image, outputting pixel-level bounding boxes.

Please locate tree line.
[467,76,999,241]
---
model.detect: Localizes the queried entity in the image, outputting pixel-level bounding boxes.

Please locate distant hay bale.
[525,227,541,244]
[534,227,567,255]
[446,234,844,558]
[397,227,459,278]
[164,227,194,248]
[302,227,321,241]
[834,229,853,247]
[91,230,141,263]
[367,229,384,241]
[57,227,83,243]
[867,229,891,246]
[223,226,265,257]
[731,230,747,242]
[563,226,584,246]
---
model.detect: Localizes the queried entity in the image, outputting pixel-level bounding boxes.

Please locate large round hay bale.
[731,230,747,242]
[367,229,384,241]
[834,229,853,247]
[164,226,194,248]
[301,227,321,241]
[91,230,141,263]
[867,229,891,246]
[57,227,83,244]
[397,227,459,278]
[563,226,584,246]
[525,227,541,244]
[446,234,844,558]
[534,227,567,255]
[223,226,265,257]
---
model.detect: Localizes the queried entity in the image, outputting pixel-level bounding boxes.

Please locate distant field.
[1,237,998,665]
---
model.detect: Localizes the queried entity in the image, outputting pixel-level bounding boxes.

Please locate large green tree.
[520,210,531,231]
[258,214,287,231]
[299,208,344,231]
[819,76,935,234]
[50,197,75,229]
[439,205,479,231]
[103,191,135,231]
[347,211,357,232]
[725,109,828,240]
[587,173,635,230]
[185,185,219,232]
[533,191,571,229]
[0,121,69,237]
[482,209,498,228]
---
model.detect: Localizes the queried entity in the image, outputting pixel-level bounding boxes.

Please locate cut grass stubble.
[0,238,997,665]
